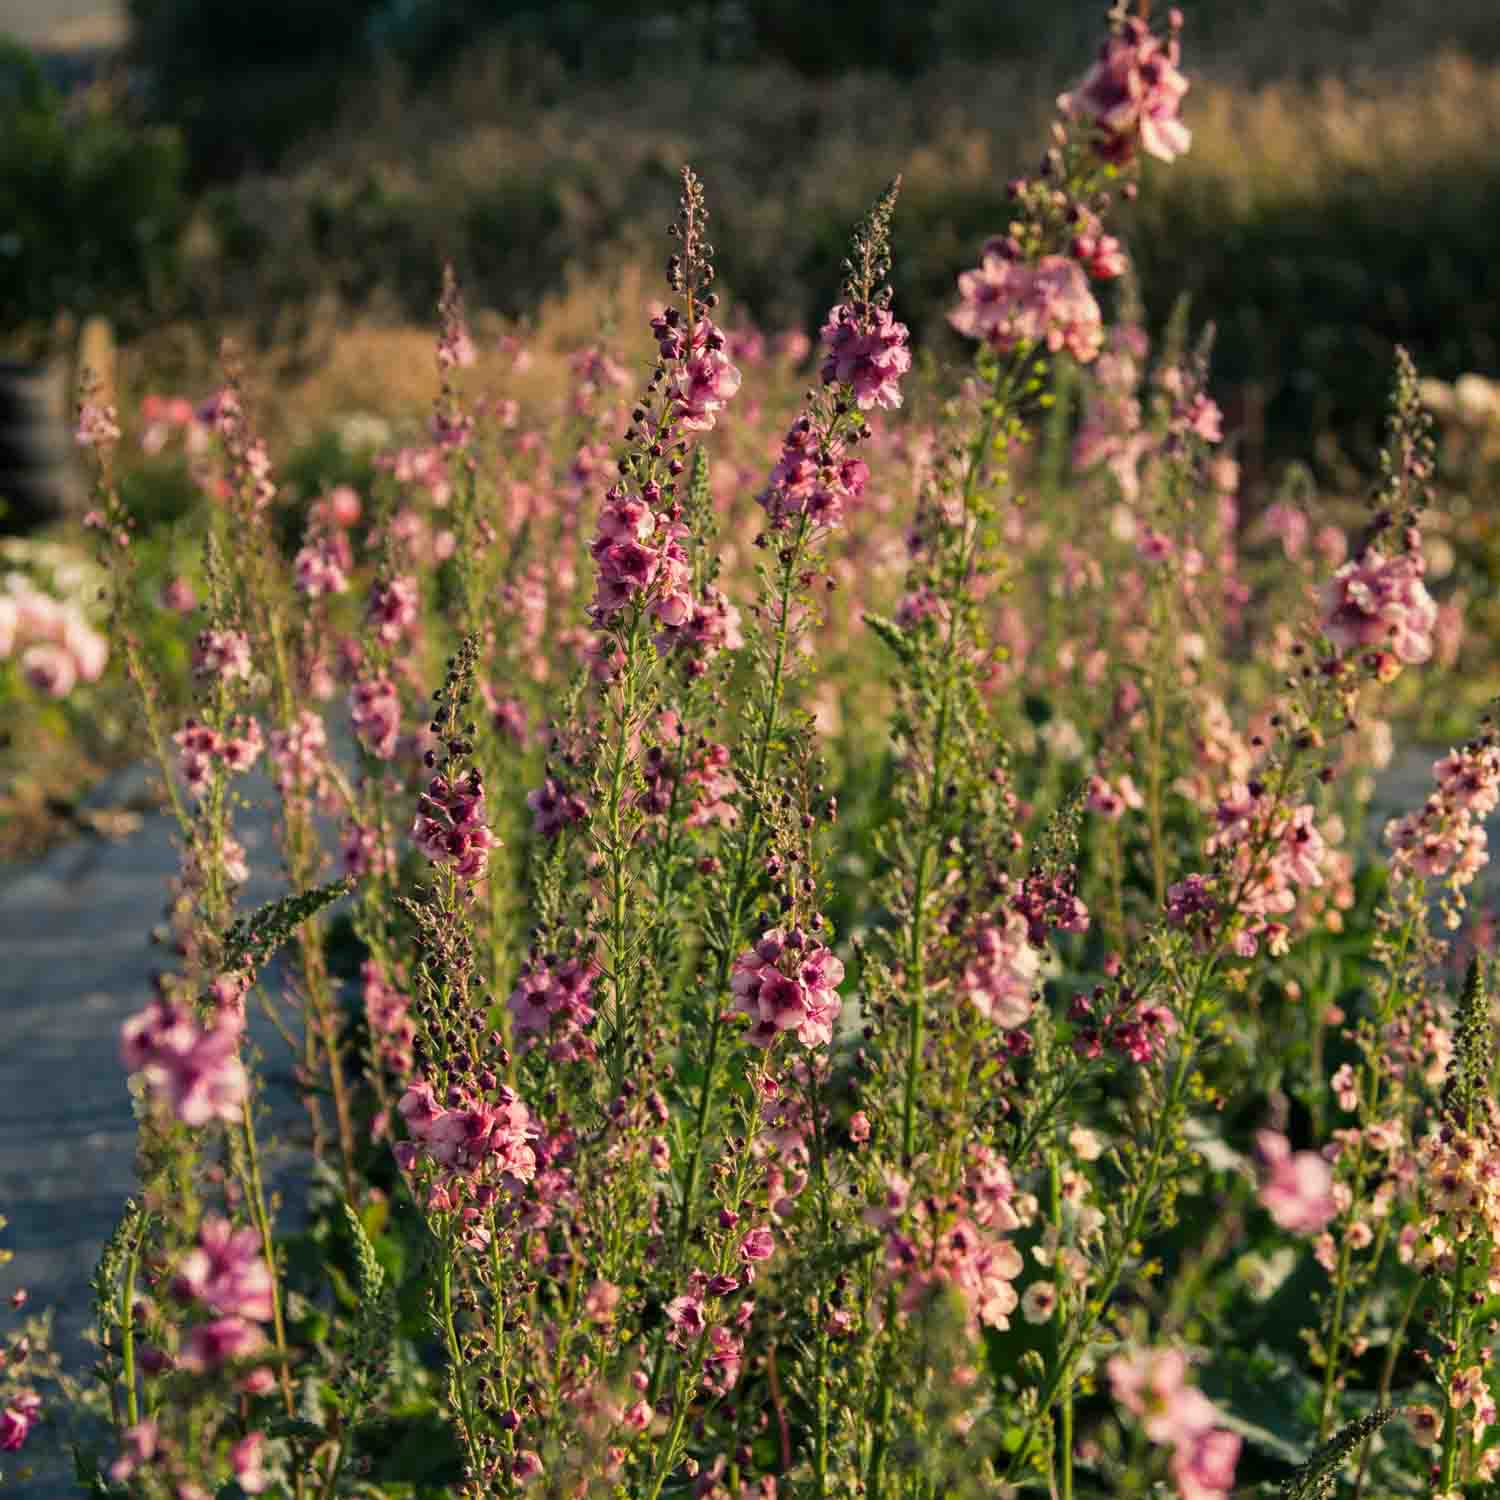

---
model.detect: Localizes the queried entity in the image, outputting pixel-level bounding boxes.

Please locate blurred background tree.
[0,38,183,357]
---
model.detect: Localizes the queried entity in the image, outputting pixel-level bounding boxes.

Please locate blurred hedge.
[0,42,185,352]
[129,0,1500,177]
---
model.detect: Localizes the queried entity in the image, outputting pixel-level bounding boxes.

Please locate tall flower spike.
[1367,345,1436,549]
[839,176,902,313]
[667,165,714,304]
[1440,956,1491,1130]
[820,178,911,411]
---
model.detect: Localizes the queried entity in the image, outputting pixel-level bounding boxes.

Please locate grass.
[118,24,1498,476]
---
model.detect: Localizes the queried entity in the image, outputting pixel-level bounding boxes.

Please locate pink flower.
[216,721,261,781]
[1406,1404,1442,1447]
[398,1080,538,1182]
[670,323,743,433]
[622,1399,654,1432]
[739,1227,776,1263]
[950,251,1103,363]
[588,493,695,629]
[887,1208,1024,1333]
[962,911,1041,1029]
[269,710,330,799]
[294,534,352,598]
[664,1294,706,1344]
[1064,13,1192,164]
[819,303,912,411]
[1255,1130,1336,1234]
[1171,1424,1241,1500]
[731,931,844,1048]
[1451,1365,1487,1410]
[1110,1349,1240,1497]
[350,677,401,758]
[702,1324,744,1393]
[178,1316,267,1372]
[20,641,77,697]
[1108,1346,1192,1442]
[108,1420,159,1482]
[231,1432,271,1495]
[191,627,250,682]
[75,401,121,447]
[121,999,249,1126]
[367,575,420,645]
[1088,774,1144,820]
[1137,527,1175,562]
[758,417,868,530]
[0,1390,40,1451]
[1320,547,1437,667]
[525,776,588,837]
[342,821,394,880]
[1384,737,1500,896]
[508,955,598,1053]
[412,767,499,881]
[584,1280,620,1323]
[656,585,743,673]
[175,1216,274,1322]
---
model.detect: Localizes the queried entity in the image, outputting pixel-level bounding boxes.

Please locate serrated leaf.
[222,877,353,972]
[1280,1408,1396,1499]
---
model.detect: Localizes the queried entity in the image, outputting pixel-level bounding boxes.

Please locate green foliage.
[0,42,185,351]
[222,877,355,973]
[1280,1408,1397,1499]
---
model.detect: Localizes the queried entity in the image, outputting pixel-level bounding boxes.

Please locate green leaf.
[862,611,915,665]
[1280,1408,1397,1499]
[222,876,353,973]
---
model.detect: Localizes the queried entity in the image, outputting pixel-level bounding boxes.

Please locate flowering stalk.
[584,165,741,1095]
[680,177,907,1256]
[1005,343,1441,1482]
[204,358,362,1203]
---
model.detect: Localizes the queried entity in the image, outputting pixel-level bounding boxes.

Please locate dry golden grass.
[128,41,1500,449]
[1180,52,1500,209]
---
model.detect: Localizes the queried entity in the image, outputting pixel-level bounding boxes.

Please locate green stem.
[901,364,1006,1163]
[1439,1239,1470,1490]
[1007,1005,1206,1480]
[603,610,644,1092]
[676,518,808,1255]
[439,1246,485,1491]
[241,1097,296,1419]
[1351,1275,1421,1500]
[1049,1150,1073,1500]
[317,1439,344,1500]
[866,1300,898,1500]
[119,1215,144,1429]
[1317,1238,1353,1438]
[1318,908,1418,1438]
[1146,594,1168,911]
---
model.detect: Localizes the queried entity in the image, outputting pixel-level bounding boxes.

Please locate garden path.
[1,760,316,1494]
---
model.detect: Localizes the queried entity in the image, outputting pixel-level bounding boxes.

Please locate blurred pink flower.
[1255,1129,1336,1233]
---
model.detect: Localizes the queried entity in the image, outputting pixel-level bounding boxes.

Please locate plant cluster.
[10,8,1500,1498]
